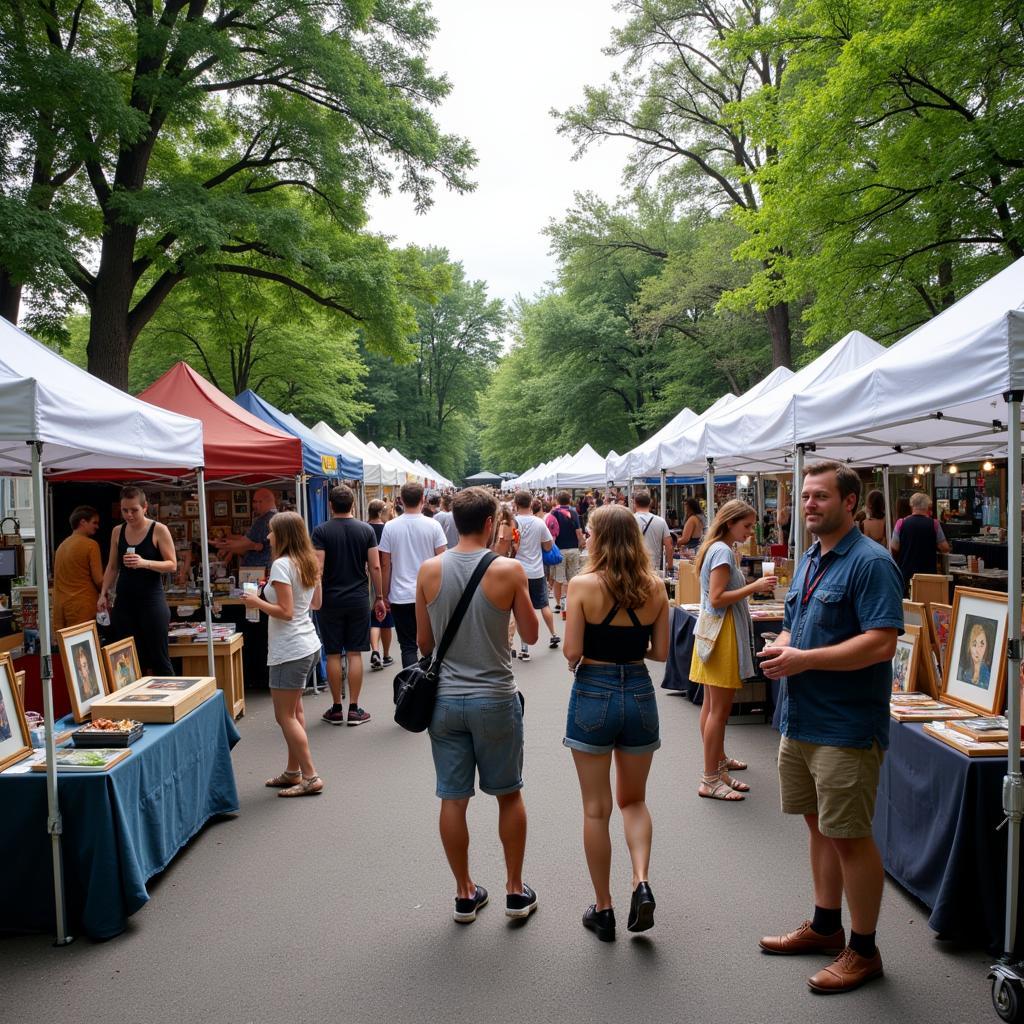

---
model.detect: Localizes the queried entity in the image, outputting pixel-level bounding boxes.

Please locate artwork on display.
[929,602,952,671]
[102,638,141,691]
[942,587,1008,716]
[121,693,170,703]
[57,621,109,722]
[213,501,229,519]
[891,626,920,694]
[184,500,199,517]
[238,568,264,586]
[0,652,32,771]
[902,600,927,631]
[30,747,132,772]
[209,525,230,544]
[232,491,249,516]
[166,521,189,547]
[163,501,182,518]
[232,519,250,535]
[143,679,198,691]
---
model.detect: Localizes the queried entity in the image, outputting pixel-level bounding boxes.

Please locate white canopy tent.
[388,447,426,483]
[0,317,207,945]
[548,443,611,490]
[536,453,573,490]
[606,404,703,483]
[311,424,402,487]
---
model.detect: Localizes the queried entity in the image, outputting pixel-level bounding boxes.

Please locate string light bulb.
[983,460,994,472]
[948,464,958,475]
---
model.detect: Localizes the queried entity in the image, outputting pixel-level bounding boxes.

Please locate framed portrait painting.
[0,652,31,772]
[102,637,141,691]
[891,626,919,694]
[941,588,1008,716]
[57,621,108,722]
[929,603,952,670]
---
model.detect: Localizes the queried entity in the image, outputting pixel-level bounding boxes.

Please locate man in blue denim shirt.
[759,462,903,995]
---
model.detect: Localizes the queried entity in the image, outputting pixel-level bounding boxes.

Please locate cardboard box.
[89,676,216,723]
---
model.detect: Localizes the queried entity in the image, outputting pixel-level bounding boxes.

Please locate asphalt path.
[1,637,994,1024]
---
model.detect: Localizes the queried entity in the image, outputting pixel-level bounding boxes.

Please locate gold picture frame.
[0,651,32,771]
[941,587,1008,716]
[57,620,109,722]
[891,625,921,694]
[102,637,142,692]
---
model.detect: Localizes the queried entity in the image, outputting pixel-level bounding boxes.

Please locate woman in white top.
[242,511,324,797]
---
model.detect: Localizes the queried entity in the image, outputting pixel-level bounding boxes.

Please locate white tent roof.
[538,453,573,489]
[388,447,426,483]
[0,317,204,474]
[606,405,703,482]
[550,443,609,489]
[309,422,393,485]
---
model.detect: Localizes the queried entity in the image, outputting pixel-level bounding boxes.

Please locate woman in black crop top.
[561,505,669,942]
[98,485,178,675]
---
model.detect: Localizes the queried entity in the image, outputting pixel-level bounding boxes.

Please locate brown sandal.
[723,757,748,771]
[265,769,301,788]
[698,772,744,801]
[279,774,324,798]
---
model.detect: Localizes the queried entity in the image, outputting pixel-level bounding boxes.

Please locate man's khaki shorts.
[777,735,884,839]
[552,547,581,584]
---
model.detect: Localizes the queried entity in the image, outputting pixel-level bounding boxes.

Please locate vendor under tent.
[0,317,206,945]
[311,423,402,489]
[464,470,502,487]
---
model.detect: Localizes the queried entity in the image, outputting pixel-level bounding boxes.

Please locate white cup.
[762,561,776,577]
[126,546,136,556]
[243,582,260,623]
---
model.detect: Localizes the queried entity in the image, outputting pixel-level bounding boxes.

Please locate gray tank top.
[427,549,515,699]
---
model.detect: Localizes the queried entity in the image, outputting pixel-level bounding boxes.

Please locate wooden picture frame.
[166,520,189,548]
[90,676,216,723]
[102,637,141,692]
[929,602,952,671]
[237,567,264,586]
[910,621,941,699]
[57,621,108,722]
[0,652,32,771]
[941,587,1008,716]
[891,625,920,694]
[213,500,229,519]
[902,600,927,631]
[184,499,199,517]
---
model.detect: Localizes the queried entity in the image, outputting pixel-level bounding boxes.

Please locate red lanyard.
[801,554,832,606]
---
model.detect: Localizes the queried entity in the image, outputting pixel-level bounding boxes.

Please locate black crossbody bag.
[393,551,499,733]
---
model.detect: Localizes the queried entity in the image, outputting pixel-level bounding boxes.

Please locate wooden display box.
[89,676,216,723]
[168,632,245,719]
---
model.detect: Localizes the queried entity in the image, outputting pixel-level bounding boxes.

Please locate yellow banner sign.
[321,455,338,473]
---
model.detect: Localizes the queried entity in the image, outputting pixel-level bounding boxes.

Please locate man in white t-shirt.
[513,490,559,660]
[633,488,674,572]
[380,482,448,667]
[432,493,460,549]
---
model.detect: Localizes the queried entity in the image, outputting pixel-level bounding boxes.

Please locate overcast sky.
[366,1,628,309]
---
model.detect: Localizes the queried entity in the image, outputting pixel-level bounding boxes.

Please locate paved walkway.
[3,640,993,1024]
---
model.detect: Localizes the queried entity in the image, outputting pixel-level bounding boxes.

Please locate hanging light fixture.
[948,464,958,475]
[737,474,750,488]
[916,465,926,475]
[983,460,995,472]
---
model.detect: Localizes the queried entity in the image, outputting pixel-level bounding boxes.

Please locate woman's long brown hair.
[583,505,657,609]
[694,499,756,572]
[269,511,319,588]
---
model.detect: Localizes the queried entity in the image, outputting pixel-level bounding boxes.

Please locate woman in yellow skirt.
[690,500,777,800]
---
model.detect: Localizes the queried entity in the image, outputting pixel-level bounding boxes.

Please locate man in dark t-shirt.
[311,484,385,726]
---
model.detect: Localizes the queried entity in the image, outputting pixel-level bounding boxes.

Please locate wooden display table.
[168,632,245,718]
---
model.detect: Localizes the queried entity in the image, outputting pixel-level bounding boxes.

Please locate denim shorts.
[563,663,661,755]
[527,576,548,609]
[428,694,525,799]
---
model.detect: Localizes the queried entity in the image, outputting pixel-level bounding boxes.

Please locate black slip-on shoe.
[627,881,656,933]
[505,884,538,919]
[453,885,489,924]
[583,904,616,942]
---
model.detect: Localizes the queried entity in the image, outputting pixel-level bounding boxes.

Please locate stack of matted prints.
[90,676,215,723]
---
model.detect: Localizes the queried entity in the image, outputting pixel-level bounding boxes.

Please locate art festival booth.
[311,422,402,494]
[0,320,242,944]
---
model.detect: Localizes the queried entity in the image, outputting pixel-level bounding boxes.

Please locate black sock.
[811,905,842,936]
[331,703,343,712]
[349,702,358,710]
[849,929,876,958]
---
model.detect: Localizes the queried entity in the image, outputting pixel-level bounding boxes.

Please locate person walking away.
[242,511,324,797]
[690,501,777,801]
[367,500,395,670]
[890,491,950,594]
[759,461,903,994]
[632,489,674,574]
[513,491,559,659]
[415,488,539,923]
[98,486,177,675]
[433,493,460,550]
[551,490,586,618]
[859,489,887,546]
[380,482,447,667]
[54,506,104,630]
[562,505,669,941]
[679,498,705,553]
[312,484,385,726]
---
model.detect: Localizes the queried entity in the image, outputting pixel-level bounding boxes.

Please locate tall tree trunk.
[937,256,956,310]
[0,272,22,324]
[764,301,792,369]
[87,224,138,388]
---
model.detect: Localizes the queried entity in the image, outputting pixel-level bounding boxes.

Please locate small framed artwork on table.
[57,620,109,722]
[0,652,32,772]
[102,637,141,691]
[929,602,952,671]
[941,587,1008,716]
[891,626,920,694]
[213,501,229,519]
[238,568,264,586]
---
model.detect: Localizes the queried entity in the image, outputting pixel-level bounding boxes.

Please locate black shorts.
[317,605,371,654]
[527,576,548,610]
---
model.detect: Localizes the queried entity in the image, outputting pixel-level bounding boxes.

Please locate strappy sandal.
[723,757,748,771]
[698,772,744,801]
[718,760,750,793]
[279,774,324,798]
[265,769,301,788]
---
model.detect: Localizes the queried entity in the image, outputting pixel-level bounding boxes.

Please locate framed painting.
[57,621,108,722]
[0,652,31,772]
[237,567,264,586]
[929,602,952,671]
[184,499,199,517]
[166,520,189,547]
[891,626,920,694]
[102,637,141,691]
[213,501,229,519]
[941,587,1008,716]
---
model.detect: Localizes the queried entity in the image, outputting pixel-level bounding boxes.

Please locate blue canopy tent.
[234,390,362,528]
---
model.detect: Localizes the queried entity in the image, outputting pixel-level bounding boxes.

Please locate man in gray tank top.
[415,488,540,925]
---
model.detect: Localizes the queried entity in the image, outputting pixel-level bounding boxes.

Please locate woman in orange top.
[53,506,104,629]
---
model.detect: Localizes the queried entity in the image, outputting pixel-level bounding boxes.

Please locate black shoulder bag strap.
[430,551,499,672]
[641,514,654,536]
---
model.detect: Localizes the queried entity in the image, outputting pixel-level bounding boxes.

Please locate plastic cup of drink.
[762,561,775,578]
[243,582,260,622]
[126,546,136,556]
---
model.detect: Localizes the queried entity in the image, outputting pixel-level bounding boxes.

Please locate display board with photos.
[940,587,1008,716]
[102,637,141,691]
[57,620,109,722]
[0,652,31,771]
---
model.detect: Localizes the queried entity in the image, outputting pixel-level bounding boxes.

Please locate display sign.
[321,455,337,473]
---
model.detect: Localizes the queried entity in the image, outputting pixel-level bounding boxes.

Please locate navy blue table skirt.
[874,721,1021,954]
[0,690,240,939]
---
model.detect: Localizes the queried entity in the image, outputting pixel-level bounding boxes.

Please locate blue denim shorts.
[563,663,661,756]
[428,694,524,799]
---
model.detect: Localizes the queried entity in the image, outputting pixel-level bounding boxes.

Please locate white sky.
[366,1,628,308]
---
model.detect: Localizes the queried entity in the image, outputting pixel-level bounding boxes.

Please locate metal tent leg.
[705,458,716,523]
[792,446,805,567]
[196,469,216,678]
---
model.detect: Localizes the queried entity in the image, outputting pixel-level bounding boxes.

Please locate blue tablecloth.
[874,721,1021,954]
[0,690,240,939]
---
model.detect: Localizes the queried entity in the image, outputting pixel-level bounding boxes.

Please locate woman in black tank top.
[98,486,178,675]
[560,505,670,942]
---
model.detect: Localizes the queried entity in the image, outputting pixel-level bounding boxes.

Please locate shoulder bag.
[393,551,499,733]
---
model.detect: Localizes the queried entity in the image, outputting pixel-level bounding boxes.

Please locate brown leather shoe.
[759,920,846,956]
[808,946,883,993]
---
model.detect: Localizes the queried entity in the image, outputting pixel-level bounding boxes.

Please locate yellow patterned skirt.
[689,608,743,689]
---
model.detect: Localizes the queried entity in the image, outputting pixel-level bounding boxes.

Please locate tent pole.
[1003,390,1023,959]
[756,473,765,536]
[196,469,215,678]
[31,442,72,945]
[883,466,893,546]
[659,470,667,521]
[793,446,805,567]
[46,477,55,564]
[705,458,716,523]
